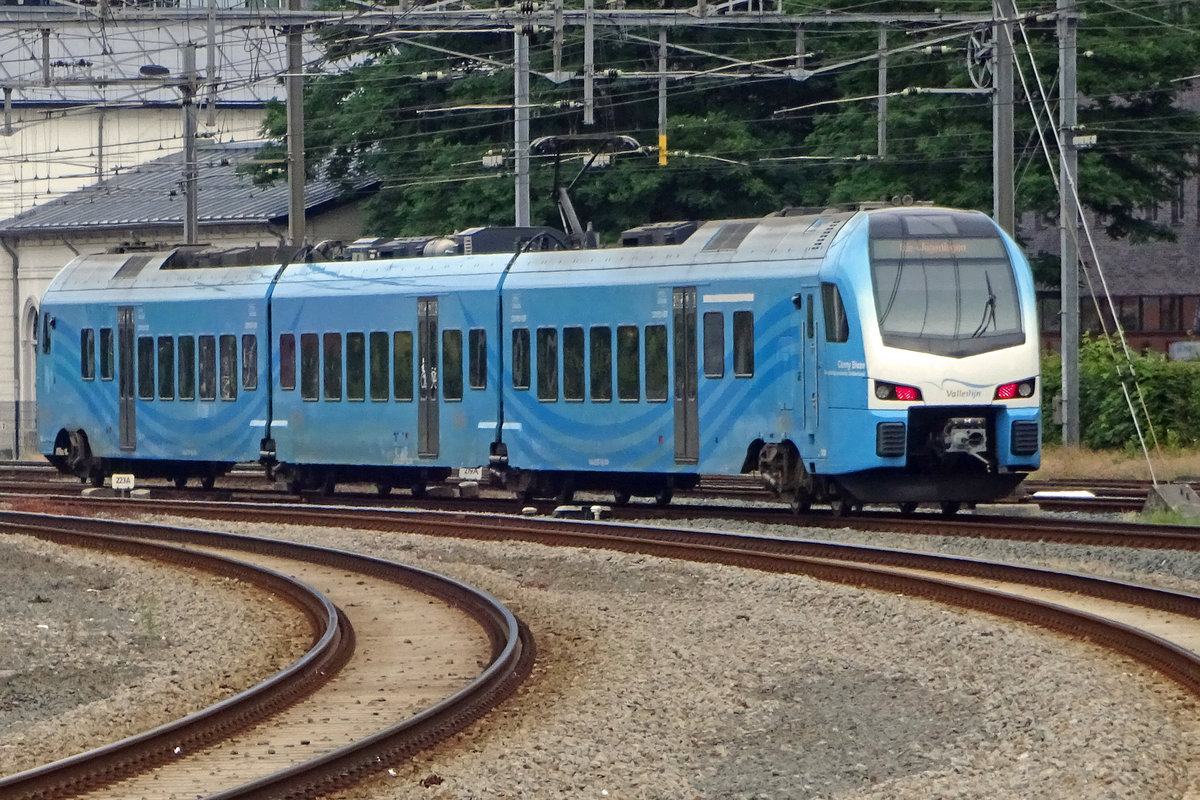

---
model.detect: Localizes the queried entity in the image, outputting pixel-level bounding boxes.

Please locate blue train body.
[36,206,1041,511]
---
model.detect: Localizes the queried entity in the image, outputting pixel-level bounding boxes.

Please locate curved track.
[0,513,532,800]
[32,495,1200,698]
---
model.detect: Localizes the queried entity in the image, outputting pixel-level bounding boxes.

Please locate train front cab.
[772,208,1041,514]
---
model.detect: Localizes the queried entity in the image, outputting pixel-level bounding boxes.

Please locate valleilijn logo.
[940,380,987,400]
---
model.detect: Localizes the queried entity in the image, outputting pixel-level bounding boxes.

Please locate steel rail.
[0,520,350,800]
[38,497,1200,701]
[0,511,532,800]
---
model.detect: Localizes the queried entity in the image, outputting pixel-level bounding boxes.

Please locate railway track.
[0,513,531,800]
[6,480,1200,796]
[27,497,1200,690]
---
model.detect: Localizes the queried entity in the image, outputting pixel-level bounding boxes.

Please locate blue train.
[36,205,1040,514]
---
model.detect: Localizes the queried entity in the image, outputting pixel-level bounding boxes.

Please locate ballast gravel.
[3,505,1200,799]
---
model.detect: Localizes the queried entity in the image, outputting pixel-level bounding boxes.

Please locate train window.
[563,326,584,402]
[323,333,342,401]
[821,283,850,344]
[512,328,530,390]
[178,336,195,400]
[242,335,258,392]
[100,328,114,381]
[645,324,668,402]
[733,311,754,377]
[80,329,95,380]
[157,337,174,400]
[617,325,640,401]
[392,331,413,401]
[279,334,296,391]
[702,312,723,378]
[442,329,463,401]
[219,334,238,401]
[199,335,217,400]
[589,326,612,402]
[536,328,557,402]
[137,336,154,399]
[300,333,319,401]
[468,328,487,390]
[346,332,365,401]
[369,332,389,401]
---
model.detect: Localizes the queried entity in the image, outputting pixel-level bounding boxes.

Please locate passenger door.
[802,292,818,435]
[118,306,136,450]
[673,287,699,464]
[417,297,439,458]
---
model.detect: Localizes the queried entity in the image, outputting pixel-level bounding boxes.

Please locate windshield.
[869,210,1024,358]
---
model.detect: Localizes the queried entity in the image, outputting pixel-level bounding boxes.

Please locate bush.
[1041,335,1200,450]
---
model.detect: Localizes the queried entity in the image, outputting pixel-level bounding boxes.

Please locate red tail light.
[874,381,922,402]
[994,379,1035,400]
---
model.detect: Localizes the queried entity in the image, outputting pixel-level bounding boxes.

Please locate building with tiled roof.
[0,139,377,458]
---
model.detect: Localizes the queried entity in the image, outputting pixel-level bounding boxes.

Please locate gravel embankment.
[0,533,309,777]
[4,507,1200,799]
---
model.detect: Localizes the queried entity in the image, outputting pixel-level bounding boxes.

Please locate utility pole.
[514,28,531,227]
[1058,0,1080,445]
[992,0,1014,235]
[287,0,306,247]
[877,26,887,159]
[182,43,199,245]
[658,29,667,166]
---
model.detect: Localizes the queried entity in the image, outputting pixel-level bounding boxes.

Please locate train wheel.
[375,481,393,497]
[654,487,673,507]
[410,480,427,499]
[556,486,575,504]
[612,489,631,506]
[898,501,918,515]
[940,501,961,517]
[319,474,336,496]
[201,474,216,490]
[830,497,854,517]
[174,476,188,489]
[789,489,812,515]
[89,469,104,488]
[286,476,304,494]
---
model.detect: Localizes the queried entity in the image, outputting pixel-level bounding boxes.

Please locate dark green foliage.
[1041,336,1200,450]
[244,1,1199,243]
